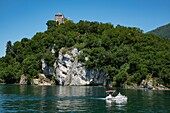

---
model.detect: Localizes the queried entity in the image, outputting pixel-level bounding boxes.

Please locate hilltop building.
[55,13,65,24]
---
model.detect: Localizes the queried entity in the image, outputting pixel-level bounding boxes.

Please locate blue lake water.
[0,85,170,113]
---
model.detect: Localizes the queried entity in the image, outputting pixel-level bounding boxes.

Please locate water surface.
[0,85,169,113]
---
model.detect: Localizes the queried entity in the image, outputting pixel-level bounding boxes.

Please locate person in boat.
[106,94,112,99]
[105,90,115,100]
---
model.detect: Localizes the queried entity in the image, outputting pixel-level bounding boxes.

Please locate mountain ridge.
[147,23,170,39]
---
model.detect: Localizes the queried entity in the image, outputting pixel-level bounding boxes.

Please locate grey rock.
[19,74,28,85]
[32,74,52,86]
[41,59,54,76]
[54,47,104,86]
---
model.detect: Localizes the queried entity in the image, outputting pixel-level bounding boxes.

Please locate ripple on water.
[0,85,170,113]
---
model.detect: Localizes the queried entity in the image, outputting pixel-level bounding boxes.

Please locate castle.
[55,13,65,24]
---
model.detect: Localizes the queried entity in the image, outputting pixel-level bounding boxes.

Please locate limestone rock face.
[19,74,28,85]
[55,48,105,86]
[41,59,54,76]
[140,78,168,90]
[32,74,53,85]
[140,79,153,89]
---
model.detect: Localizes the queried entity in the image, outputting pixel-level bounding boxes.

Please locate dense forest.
[0,19,170,87]
[148,23,170,39]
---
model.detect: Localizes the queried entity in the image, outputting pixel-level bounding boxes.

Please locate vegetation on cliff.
[0,20,170,87]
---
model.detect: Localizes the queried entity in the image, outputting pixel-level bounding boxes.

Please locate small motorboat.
[105,90,128,103]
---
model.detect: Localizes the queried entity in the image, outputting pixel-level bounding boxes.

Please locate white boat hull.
[106,92,128,104]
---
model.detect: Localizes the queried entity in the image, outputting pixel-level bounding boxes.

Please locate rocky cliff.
[41,59,54,76]
[54,48,105,86]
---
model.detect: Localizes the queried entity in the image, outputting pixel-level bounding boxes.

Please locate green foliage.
[113,63,130,86]
[22,55,40,78]
[0,19,170,87]
[46,20,57,29]
[6,41,13,55]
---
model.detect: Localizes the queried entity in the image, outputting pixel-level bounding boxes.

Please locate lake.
[0,85,170,113]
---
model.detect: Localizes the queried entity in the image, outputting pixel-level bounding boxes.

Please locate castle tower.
[55,13,65,24]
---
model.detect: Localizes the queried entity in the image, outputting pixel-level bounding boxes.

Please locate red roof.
[106,90,116,93]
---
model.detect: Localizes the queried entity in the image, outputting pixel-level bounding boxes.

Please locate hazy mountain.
[148,23,170,39]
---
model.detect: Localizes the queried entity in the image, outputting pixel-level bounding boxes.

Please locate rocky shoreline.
[18,73,170,91]
[2,74,170,90]
[123,85,170,90]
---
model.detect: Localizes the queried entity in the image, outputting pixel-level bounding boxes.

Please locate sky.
[0,0,170,57]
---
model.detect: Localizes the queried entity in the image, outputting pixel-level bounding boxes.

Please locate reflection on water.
[57,86,91,97]
[18,85,104,97]
[114,99,127,104]
[0,85,170,113]
[106,98,127,112]
[56,100,87,112]
[0,85,107,112]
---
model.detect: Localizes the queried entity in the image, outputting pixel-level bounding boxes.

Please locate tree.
[6,41,13,55]
[46,20,57,29]
[22,55,41,78]
[112,63,130,86]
